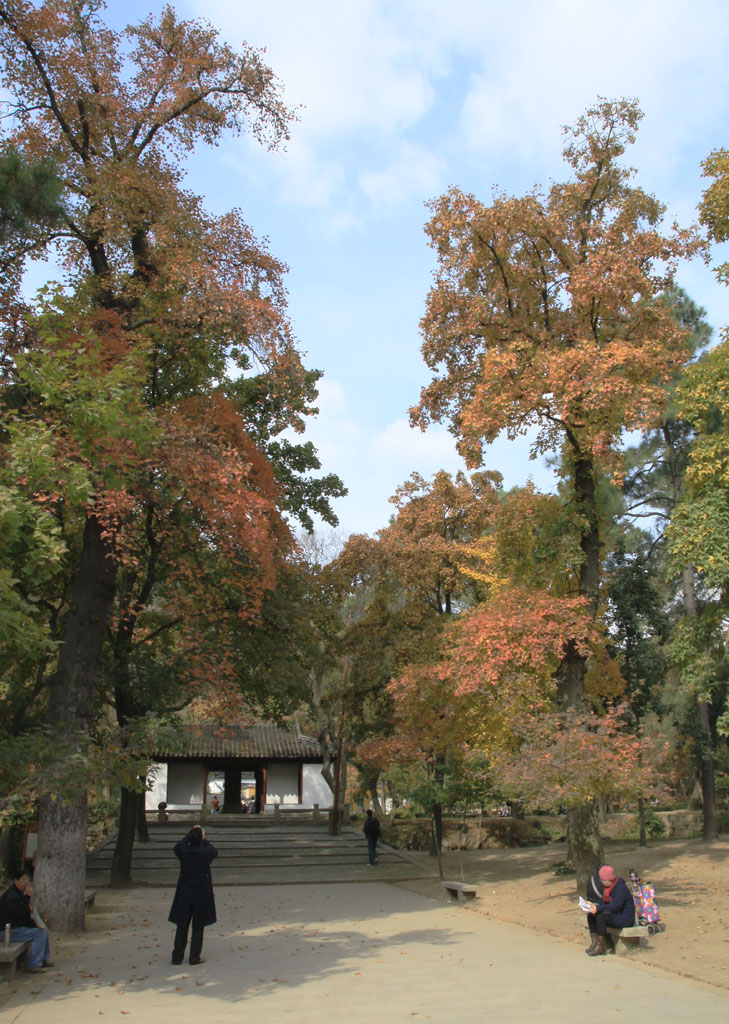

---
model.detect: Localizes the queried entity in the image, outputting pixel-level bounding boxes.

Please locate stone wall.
[386,810,707,851]
[598,810,703,840]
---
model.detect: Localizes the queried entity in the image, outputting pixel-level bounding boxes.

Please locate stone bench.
[441,880,478,904]
[607,925,650,955]
[85,889,97,911]
[0,942,28,981]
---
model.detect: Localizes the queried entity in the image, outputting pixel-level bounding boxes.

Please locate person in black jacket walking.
[585,864,635,956]
[363,809,381,866]
[168,825,217,965]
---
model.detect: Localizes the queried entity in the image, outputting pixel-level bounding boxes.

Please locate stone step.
[87,825,432,887]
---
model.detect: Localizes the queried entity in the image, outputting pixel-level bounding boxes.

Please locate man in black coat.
[168,825,217,965]
[363,809,381,866]
[0,870,53,972]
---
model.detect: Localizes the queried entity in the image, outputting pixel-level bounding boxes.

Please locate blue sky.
[95,2,729,534]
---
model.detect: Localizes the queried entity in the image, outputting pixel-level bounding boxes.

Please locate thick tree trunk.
[34,513,118,932]
[368,781,385,821]
[698,699,719,840]
[35,793,88,931]
[110,786,137,887]
[566,802,602,893]
[558,454,604,889]
[687,780,702,811]
[136,789,149,843]
[682,566,719,840]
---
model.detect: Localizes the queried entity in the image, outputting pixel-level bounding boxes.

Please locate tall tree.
[338,470,498,850]
[411,99,699,886]
[0,0,323,928]
[618,287,719,839]
[666,341,729,835]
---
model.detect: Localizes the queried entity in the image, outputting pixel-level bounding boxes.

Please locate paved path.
[1,884,727,1023]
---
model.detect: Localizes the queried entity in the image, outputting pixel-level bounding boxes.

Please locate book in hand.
[578,897,593,913]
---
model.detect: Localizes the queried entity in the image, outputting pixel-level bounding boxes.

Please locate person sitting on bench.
[585,864,635,956]
[0,870,53,973]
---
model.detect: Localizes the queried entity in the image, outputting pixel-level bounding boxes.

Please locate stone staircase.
[86,817,434,887]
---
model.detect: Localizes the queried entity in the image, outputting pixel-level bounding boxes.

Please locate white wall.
[167,762,205,806]
[146,762,167,810]
[145,760,334,810]
[302,764,333,809]
[266,763,299,805]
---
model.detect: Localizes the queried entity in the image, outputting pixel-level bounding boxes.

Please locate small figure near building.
[210,796,220,814]
[363,809,381,866]
[169,825,217,966]
[0,870,53,973]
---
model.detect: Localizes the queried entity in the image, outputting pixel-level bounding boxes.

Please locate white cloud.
[193,0,729,232]
[195,0,437,140]
[359,142,446,211]
[373,418,462,469]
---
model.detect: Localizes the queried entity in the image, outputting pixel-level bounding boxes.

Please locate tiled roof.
[151,722,324,761]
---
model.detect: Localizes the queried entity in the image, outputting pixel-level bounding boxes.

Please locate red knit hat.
[599,865,617,882]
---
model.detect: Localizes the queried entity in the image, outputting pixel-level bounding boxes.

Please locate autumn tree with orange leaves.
[0,1,342,926]
[411,98,701,885]
[340,470,499,850]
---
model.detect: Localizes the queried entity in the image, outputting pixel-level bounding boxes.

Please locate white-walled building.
[146,722,335,814]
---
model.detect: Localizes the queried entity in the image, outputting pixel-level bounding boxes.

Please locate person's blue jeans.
[367,835,378,865]
[10,926,51,967]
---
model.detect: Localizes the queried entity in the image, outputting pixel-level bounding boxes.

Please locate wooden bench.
[0,942,28,981]
[84,889,97,911]
[441,880,478,904]
[607,925,650,955]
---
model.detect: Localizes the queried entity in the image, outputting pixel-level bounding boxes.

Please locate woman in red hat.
[584,865,635,956]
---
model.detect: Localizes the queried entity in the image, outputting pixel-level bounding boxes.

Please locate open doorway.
[206,769,259,813]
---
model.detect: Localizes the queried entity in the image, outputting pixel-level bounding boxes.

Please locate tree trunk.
[698,699,719,840]
[687,780,703,811]
[430,801,443,857]
[110,786,137,887]
[566,802,602,894]
[638,796,647,848]
[136,788,149,843]
[682,566,719,840]
[431,811,444,879]
[597,795,608,825]
[558,453,604,890]
[329,725,344,836]
[368,781,385,821]
[34,513,118,932]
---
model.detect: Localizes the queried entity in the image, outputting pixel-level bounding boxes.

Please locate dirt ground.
[396,837,729,992]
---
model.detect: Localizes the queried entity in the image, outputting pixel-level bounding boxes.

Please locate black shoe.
[25,966,47,974]
[171,957,183,965]
[189,957,205,966]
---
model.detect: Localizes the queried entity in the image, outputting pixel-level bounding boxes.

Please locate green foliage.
[0,147,63,242]
[0,714,186,825]
[628,806,667,840]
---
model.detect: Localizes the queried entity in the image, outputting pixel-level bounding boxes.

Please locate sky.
[82,2,729,535]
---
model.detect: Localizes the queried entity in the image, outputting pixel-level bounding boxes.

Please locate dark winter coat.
[363,815,381,838]
[593,878,635,928]
[0,884,35,929]
[168,837,218,928]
